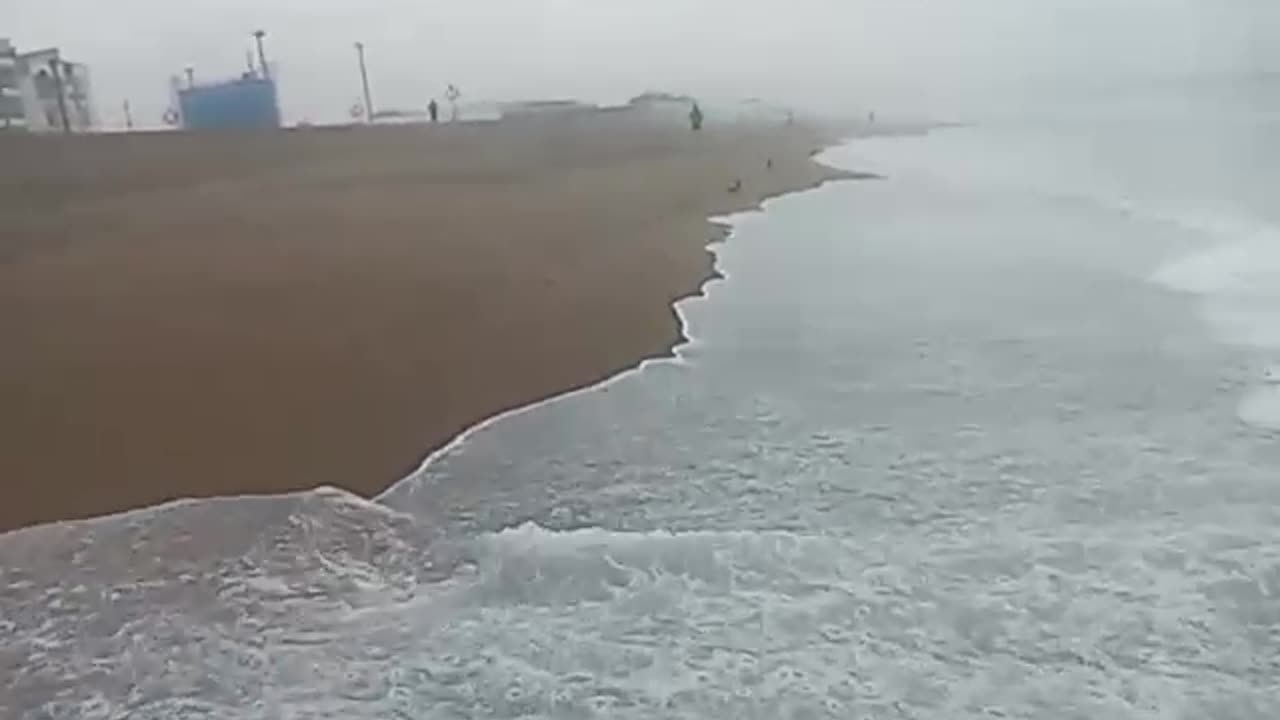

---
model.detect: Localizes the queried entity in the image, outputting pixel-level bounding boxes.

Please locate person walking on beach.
[690,102,704,131]
[428,99,439,123]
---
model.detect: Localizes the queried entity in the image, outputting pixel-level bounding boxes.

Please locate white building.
[0,39,95,133]
[0,39,22,130]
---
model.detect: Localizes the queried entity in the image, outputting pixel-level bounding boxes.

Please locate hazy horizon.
[9,0,1278,127]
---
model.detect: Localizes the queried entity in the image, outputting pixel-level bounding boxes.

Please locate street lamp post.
[355,41,374,123]
[253,30,269,80]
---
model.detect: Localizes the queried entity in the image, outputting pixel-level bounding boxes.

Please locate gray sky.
[8,0,1277,128]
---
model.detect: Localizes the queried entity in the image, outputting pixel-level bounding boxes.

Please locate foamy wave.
[414,522,1280,719]
[0,487,455,720]
[8,508,1279,718]
[1152,231,1280,301]
[1147,216,1280,430]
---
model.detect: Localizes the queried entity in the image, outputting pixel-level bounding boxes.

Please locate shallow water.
[5,82,1280,719]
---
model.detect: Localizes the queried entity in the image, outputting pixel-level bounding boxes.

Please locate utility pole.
[354,41,374,122]
[47,58,71,134]
[253,30,269,80]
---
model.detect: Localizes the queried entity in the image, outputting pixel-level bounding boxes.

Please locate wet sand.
[0,112,854,532]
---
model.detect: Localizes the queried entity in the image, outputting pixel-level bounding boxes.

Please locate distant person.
[428,99,439,123]
[690,102,704,132]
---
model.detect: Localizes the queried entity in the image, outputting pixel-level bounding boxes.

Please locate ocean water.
[5,79,1280,719]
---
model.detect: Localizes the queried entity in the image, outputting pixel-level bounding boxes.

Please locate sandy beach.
[0,111,853,532]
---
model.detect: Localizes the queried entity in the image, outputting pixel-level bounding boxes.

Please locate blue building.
[177,75,280,131]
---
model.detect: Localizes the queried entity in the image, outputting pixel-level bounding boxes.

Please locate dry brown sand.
[0,111,854,532]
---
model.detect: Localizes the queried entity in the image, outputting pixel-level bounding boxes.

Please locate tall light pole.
[253,30,269,80]
[354,41,374,122]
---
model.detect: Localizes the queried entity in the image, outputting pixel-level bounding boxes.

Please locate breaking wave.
[5,491,1279,718]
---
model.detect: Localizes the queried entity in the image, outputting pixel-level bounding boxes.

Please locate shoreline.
[380,143,866,502]
[0,116,861,533]
[0,145,858,541]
